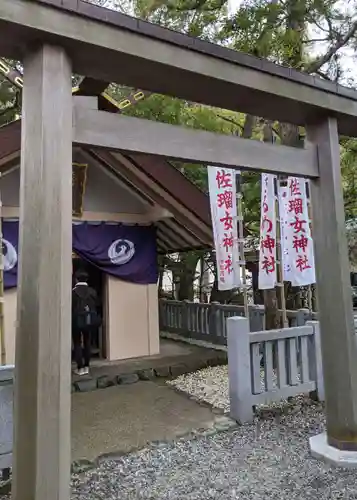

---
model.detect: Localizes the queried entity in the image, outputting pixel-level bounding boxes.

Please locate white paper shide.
[258,173,277,290]
[208,166,241,290]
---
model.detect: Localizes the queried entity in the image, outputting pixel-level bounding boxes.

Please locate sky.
[228,0,241,13]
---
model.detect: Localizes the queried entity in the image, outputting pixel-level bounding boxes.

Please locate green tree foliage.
[0,62,21,126]
[133,0,357,305]
[2,0,357,301]
[341,139,357,268]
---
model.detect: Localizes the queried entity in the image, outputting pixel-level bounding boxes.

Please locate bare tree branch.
[302,38,330,44]
[306,20,357,73]
[217,114,243,131]
[315,69,332,80]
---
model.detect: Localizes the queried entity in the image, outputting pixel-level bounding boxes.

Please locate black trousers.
[72,326,92,369]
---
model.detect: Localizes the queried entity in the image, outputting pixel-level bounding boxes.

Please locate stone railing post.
[296,308,310,326]
[306,320,325,401]
[209,301,221,339]
[182,300,191,336]
[249,305,265,332]
[227,316,253,423]
[158,299,165,330]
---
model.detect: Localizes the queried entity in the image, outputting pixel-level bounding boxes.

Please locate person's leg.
[83,328,91,372]
[72,327,84,371]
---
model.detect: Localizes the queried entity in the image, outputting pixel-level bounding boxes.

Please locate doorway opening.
[72,253,106,360]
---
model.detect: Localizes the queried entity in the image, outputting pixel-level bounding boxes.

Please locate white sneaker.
[74,368,85,376]
[83,367,89,375]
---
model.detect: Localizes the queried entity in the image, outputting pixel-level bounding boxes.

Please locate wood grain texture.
[308,118,357,451]
[2,1,357,136]
[73,108,319,178]
[12,45,72,500]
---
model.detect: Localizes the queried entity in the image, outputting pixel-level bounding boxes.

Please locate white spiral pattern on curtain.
[108,239,135,265]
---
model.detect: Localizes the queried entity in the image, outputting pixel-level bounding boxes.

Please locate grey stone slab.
[71,382,217,461]
[137,369,156,381]
[117,373,139,385]
[96,376,113,389]
[75,379,98,393]
[154,366,171,378]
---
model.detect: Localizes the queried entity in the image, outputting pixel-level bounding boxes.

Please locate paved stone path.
[71,380,218,462]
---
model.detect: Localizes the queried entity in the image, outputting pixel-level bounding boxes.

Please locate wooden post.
[306,180,313,314]
[12,45,72,500]
[307,118,357,451]
[0,180,5,365]
[275,178,288,328]
[235,172,249,317]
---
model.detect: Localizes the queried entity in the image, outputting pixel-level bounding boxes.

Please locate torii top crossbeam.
[1,0,357,136]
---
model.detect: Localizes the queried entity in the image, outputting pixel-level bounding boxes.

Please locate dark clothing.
[72,283,98,369]
[72,325,93,369]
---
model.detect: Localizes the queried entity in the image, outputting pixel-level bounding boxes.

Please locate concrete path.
[71,380,217,461]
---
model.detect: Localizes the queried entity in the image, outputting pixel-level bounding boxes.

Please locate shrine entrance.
[72,254,105,360]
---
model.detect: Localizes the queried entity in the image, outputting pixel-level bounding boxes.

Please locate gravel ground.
[6,366,357,499]
[167,364,287,413]
[70,399,357,500]
[167,365,231,412]
[69,366,357,499]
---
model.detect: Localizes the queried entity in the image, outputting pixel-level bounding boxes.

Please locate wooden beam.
[73,108,319,177]
[12,45,72,500]
[2,0,357,136]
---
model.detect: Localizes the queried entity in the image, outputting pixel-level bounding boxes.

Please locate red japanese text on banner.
[259,173,277,290]
[285,177,316,286]
[208,166,241,291]
[278,185,293,282]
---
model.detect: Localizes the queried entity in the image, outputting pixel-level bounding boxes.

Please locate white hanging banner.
[285,177,316,286]
[208,166,241,291]
[278,185,293,282]
[258,173,277,290]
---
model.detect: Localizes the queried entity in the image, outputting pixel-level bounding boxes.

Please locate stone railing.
[227,317,324,423]
[159,299,318,345]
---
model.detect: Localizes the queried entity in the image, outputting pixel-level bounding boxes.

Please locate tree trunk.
[176,252,200,301]
[198,256,205,302]
[158,267,164,297]
[264,289,280,329]
[262,120,280,328]
[210,277,233,303]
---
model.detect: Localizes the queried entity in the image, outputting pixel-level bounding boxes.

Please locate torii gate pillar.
[12,44,72,500]
[308,118,357,462]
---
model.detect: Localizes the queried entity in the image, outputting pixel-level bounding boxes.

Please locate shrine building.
[0,113,212,364]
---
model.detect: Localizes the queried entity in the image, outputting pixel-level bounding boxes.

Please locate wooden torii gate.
[1,0,357,498]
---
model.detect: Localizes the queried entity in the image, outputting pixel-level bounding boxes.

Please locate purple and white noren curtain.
[3,221,19,289]
[72,222,158,284]
[3,221,158,289]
